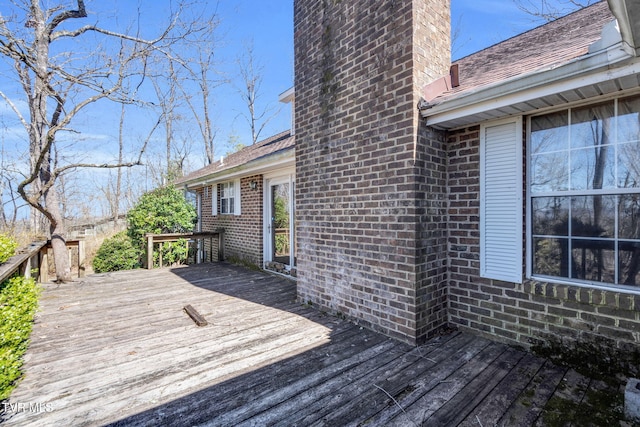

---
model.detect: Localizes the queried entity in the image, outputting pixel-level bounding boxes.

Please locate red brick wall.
[447,126,640,376]
[198,175,264,266]
[294,0,450,343]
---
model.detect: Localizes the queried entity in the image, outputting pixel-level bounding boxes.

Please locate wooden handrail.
[145,230,225,269]
[0,241,48,284]
[0,239,87,284]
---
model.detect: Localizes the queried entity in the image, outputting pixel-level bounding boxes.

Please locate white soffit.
[422,44,640,130]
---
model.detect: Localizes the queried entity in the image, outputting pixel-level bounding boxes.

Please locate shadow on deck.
[3,263,624,426]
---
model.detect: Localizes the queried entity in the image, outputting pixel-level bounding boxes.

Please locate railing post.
[218,230,225,261]
[78,239,86,278]
[146,234,153,269]
[40,247,49,283]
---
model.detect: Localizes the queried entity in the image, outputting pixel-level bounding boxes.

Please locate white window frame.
[526,96,640,290]
[480,117,523,283]
[220,179,241,216]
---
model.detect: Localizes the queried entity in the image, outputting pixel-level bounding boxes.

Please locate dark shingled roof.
[434,1,614,103]
[176,130,294,186]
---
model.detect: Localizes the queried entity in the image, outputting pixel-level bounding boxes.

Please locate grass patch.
[0,276,40,400]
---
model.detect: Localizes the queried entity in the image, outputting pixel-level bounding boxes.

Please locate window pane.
[531,151,569,192]
[619,241,640,286]
[531,111,568,154]
[570,102,615,149]
[571,196,615,238]
[532,197,569,236]
[618,142,640,188]
[570,146,614,190]
[619,194,640,240]
[533,237,566,277]
[618,95,640,144]
[221,199,229,213]
[571,239,615,283]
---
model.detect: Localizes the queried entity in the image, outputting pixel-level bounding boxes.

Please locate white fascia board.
[423,43,637,127]
[183,148,295,190]
[279,87,295,103]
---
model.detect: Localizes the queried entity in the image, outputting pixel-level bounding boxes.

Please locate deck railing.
[0,239,86,284]
[145,230,224,269]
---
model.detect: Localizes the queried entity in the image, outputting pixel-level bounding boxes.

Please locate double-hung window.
[219,180,241,215]
[529,95,640,287]
[220,182,235,214]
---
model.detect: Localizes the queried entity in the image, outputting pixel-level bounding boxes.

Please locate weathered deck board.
[2,263,622,427]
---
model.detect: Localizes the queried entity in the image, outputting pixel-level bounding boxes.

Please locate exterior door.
[265,175,296,269]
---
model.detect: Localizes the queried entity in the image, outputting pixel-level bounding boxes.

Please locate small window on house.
[220,182,235,214]
[529,95,640,288]
[219,180,241,215]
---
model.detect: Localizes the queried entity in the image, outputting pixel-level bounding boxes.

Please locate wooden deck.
[3,263,623,426]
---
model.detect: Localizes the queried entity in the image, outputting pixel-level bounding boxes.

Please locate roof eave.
[180,147,295,190]
[421,42,636,129]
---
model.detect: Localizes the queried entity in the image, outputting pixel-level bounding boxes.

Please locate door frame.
[263,171,295,269]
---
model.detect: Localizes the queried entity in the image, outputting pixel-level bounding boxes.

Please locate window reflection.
[571,239,615,283]
[533,237,564,277]
[531,152,568,192]
[570,102,615,149]
[618,142,640,188]
[531,111,569,154]
[529,95,640,287]
[618,96,640,144]
[619,195,640,240]
[571,196,615,238]
[619,241,640,286]
[570,146,615,190]
[532,197,568,235]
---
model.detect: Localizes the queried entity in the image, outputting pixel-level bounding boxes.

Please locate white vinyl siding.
[480,117,523,283]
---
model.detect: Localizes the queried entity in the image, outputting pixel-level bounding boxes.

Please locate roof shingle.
[434,1,614,103]
[176,130,294,185]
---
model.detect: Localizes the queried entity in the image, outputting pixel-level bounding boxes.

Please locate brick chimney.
[294,0,451,344]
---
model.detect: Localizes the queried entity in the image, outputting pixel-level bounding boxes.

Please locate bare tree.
[180,17,225,165]
[0,1,196,282]
[235,41,279,145]
[513,0,597,21]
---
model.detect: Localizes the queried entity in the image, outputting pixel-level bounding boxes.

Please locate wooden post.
[21,256,32,279]
[159,242,163,268]
[40,247,49,283]
[218,231,225,261]
[78,239,86,278]
[146,235,153,269]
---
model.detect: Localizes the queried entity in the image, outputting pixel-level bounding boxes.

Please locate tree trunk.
[45,183,72,282]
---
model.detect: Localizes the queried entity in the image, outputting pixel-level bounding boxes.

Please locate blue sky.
[0,0,587,219]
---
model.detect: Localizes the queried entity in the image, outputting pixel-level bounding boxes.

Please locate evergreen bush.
[0,276,39,400]
[92,231,141,273]
[0,235,18,264]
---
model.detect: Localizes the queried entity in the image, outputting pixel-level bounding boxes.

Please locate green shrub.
[127,186,197,246]
[0,234,17,264]
[152,238,189,267]
[127,186,197,267]
[0,276,39,400]
[93,231,142,273]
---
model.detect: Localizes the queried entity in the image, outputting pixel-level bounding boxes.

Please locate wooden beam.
[146,235,153,270]
[183,304,208,326]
